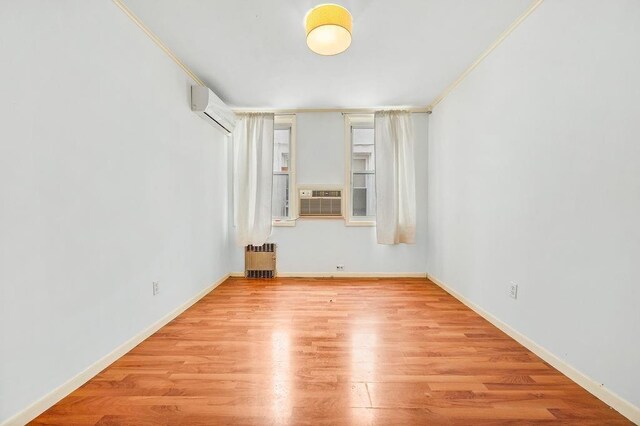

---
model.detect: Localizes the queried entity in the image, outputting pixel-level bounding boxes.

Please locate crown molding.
[426,0,545,112]
[111,0,543,116]
[112,0,205,86]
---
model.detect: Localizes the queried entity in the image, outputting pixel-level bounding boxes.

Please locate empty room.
[1,0,639,425]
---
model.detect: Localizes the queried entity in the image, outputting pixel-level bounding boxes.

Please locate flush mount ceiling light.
[305,4,352,56]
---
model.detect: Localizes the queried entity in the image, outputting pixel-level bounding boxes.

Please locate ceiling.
[123,0,532,109]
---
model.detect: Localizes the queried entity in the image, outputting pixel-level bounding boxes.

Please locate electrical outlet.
[336,265,344,271]
[153,281,159,296]
[508,282,518,299]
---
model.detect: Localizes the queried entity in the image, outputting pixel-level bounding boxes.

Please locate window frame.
[272,114,297,227]
[344,113,376,227]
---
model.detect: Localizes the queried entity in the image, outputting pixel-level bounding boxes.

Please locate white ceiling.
[123,0,531,109]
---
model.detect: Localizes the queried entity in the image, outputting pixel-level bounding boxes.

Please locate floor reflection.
[271,329,291,424]
[351,329,378,382]
[350,325,377,424]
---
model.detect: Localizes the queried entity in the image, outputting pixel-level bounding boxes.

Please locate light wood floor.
[33,277,631,425]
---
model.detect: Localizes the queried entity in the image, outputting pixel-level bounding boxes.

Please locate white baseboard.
[1,273,231,426]
[230,272,427,278]
[427,274,640,425]
[12,272,633,424]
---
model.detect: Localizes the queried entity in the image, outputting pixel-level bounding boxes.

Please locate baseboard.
[279,272,427,278]
[1,273,231,426]
[231,272,427,278]
[427,273,640,425]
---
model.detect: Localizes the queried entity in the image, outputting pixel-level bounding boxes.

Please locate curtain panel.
[233,113,275,246]
[374,111,416,244]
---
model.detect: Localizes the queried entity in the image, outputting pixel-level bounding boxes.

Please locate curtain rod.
[231,107,432,114]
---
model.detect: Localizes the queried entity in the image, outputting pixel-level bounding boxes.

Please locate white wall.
[230,112,429,274]
[0,1,231,422]
[427,0,640,410]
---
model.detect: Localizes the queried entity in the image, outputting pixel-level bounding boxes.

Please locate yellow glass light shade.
[305,4,352,56]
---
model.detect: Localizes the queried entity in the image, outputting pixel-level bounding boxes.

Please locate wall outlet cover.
[509,282,518,299]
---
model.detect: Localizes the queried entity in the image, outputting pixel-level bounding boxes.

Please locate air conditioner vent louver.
[299,188,342,217]
[191,85,236,134]
[245,243,276,279]
[312,190,341,197]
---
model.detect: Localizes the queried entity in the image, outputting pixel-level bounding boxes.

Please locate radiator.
[244,243,277,278]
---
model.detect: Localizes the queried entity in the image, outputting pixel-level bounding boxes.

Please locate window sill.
[272,219,296,227]
[345,219,376,227]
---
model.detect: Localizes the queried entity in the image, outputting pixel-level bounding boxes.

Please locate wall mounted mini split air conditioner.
[191,85,236,134]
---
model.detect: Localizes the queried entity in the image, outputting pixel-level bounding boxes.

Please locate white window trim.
[344,113,376,227]
[273,114,297,227]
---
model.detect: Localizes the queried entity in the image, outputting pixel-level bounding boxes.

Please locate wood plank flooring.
[32,277,631,425]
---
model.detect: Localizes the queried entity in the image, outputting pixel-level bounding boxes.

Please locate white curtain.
[374,111,416,244]
[233,113,275,246]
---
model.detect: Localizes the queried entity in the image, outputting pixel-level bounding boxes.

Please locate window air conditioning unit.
[191,85,236,134]
[245,243,277,278]
[299,188,342,217]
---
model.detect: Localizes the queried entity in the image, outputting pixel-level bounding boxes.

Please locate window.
[344,114,375,225]
[272,115,296,225]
